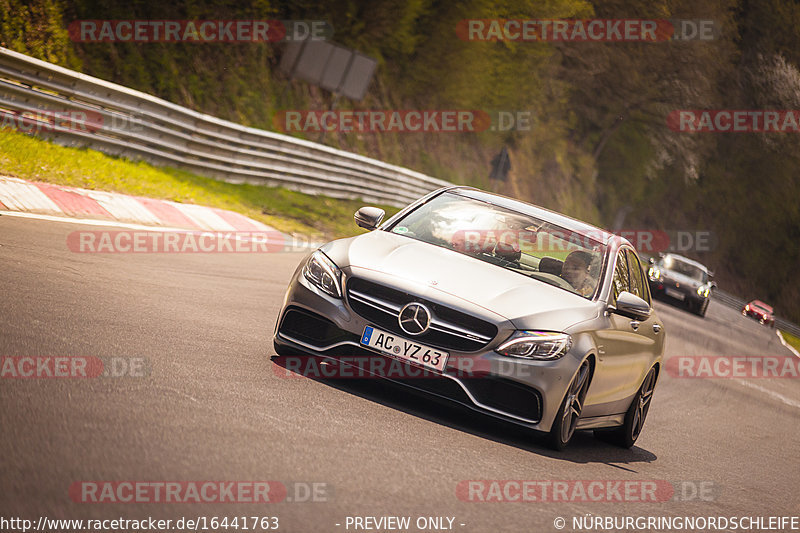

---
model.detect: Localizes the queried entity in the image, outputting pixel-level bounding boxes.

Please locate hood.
[660,268,704,288]
[323,231,599,330]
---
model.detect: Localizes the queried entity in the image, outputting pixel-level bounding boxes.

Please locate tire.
[548,359,592,451]
[696,299,708,317]
[594,366,658,448]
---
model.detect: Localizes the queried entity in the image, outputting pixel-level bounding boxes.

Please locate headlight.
[496,331,572,360]
[648,266,661,281]
[696,285,710,298]
[303,250,343,298]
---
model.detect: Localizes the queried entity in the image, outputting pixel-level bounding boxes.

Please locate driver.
[562,250,596,297]
[451,229,495,255]
[494,231,521,262]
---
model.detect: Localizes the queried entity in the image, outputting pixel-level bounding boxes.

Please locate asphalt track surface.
[1,214,798,532]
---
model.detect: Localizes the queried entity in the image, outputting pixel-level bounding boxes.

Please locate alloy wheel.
[559,360,591,444]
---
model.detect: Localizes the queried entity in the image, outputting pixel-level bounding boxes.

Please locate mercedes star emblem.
[398,302,431,336]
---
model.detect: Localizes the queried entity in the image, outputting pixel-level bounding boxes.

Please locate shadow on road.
[270,355,657,469]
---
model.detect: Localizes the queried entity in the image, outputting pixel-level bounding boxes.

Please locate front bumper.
[272,266,586,432]
[649,278,707,305]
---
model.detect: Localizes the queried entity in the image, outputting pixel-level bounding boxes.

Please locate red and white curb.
[0,175,275,232]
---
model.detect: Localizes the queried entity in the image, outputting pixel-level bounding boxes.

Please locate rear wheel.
[595,366,658,448]
[548,359,592,451]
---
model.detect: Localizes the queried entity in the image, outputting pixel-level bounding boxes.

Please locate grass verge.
[780,330,800,353]
[0,128,400,239]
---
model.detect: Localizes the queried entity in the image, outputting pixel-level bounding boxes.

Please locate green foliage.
[739,0,800,65]
[595,120,656,220]
[0,128,397,238]
[0,0,80,67]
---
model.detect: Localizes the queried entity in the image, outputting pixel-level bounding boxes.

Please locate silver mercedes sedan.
[273,187,665,450]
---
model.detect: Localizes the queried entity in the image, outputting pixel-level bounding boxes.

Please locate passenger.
[562,250,596,297]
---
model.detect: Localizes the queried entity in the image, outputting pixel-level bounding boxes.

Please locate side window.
[625,249,651,305]
[611,251,630,304]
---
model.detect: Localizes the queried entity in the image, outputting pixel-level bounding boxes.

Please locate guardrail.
[0,47,452,207]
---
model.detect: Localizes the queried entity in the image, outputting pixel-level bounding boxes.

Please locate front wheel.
[548,359,592,451]
[696,299,709,317]
[595,366,658,448]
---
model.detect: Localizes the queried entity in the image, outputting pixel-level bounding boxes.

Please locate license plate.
[360,326,449,372]
[665,288,685,300]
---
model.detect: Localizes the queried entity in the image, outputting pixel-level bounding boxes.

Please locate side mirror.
[648,257,655,265]
[710,281,718,289]
[610,291,652,321]
[354,206,385,231]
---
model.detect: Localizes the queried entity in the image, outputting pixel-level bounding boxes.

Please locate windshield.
[386,192,607,298]
[659,255,708,283]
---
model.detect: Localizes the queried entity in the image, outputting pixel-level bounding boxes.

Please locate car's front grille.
[346,278,497,352]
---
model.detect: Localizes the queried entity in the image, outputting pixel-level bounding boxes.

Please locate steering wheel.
[529,271,576,291]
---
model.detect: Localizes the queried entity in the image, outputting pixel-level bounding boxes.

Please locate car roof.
[750,300,773,311]
[663,252,709,272]
[446,187,618,246]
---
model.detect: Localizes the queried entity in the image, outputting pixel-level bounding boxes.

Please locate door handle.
[630,320,640,331]
[653,323,662,334]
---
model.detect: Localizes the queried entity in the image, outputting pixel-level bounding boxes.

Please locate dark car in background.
[742,300,775,327]
[647,253,715,317]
